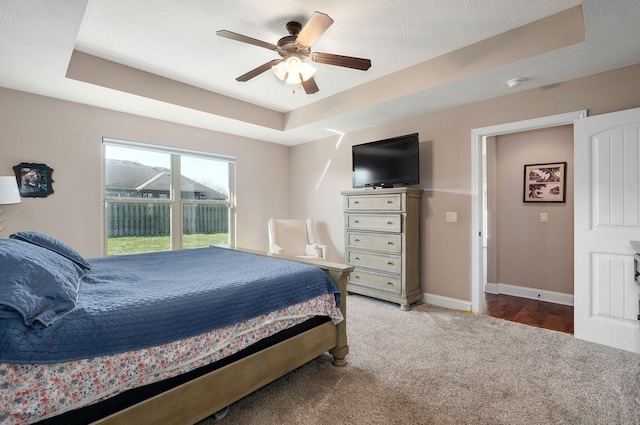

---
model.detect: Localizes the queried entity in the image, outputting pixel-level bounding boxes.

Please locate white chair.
[268,218,327,260]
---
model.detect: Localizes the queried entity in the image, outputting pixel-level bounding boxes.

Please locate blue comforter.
[0,247,340,364]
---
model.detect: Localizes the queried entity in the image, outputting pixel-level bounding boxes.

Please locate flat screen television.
[352,133,420,188]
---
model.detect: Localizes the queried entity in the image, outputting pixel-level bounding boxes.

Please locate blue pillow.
[10,231,91,270]
[0,239,86,327]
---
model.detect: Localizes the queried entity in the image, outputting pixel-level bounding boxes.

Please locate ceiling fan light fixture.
[272,56,316,85]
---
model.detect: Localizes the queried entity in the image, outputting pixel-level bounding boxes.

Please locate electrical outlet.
[540,213,548,223]
[446,212,457,222]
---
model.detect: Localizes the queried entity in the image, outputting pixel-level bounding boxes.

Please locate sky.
[105,145,230,190]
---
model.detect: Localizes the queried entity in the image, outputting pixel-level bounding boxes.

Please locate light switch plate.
[446,212,457,223]
[540,212,548,223]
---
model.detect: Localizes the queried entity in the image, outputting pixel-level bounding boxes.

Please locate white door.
[574,107,640,353]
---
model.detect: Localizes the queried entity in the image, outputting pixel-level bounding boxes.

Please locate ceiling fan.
[216,11,372,94]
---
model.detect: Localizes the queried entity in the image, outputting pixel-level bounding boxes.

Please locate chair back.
[270,219,309,256]
[268,218,324,259]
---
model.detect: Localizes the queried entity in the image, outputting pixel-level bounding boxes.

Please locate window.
[103,139,235,255]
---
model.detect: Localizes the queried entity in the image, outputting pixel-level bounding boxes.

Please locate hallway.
[483,293,573,334]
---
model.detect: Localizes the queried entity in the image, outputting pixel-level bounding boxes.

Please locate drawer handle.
[354,275,360,279]
[387,261,394,265]
[386,221,393,225]
[354,201,359,204]
[386,200,392,204]
[387,241,393,245]
[387,281,394,286]
[354,220,360,223]
[355,257,360,261]
[354,238,360,242]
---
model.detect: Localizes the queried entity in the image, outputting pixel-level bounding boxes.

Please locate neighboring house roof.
[106,159,226,200]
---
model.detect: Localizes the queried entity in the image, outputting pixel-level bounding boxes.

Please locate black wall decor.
[13,162,54,197]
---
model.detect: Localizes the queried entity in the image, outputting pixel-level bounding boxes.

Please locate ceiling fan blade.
[236,59,282,82]
[295,12,334,47]
[301,76,319,94]
[216,30,277,51]
[311,52,372,71]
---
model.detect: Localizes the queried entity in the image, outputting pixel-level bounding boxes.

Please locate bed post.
[323,265,352,366]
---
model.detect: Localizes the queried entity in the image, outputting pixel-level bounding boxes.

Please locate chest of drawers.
[342,187,422,310]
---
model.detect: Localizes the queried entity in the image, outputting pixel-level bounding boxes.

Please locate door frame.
[470,110,587,313]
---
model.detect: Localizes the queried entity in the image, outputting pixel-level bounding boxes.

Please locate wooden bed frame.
[92,250,353,425]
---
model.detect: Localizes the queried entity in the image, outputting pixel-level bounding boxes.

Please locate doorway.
[470,110,587,314]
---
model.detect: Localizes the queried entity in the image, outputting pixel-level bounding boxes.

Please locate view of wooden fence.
[107,203,228,237]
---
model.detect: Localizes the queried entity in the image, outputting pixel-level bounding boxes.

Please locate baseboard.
[423,293,472,312]
[485,282,574,306]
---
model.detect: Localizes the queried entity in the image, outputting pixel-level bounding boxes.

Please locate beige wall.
[0,88,290,257]
[2,64,640,304]
[487,125,574,294]
[290,64,640,302]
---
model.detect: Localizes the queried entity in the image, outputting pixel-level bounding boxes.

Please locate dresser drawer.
[346,194,402,211]
[347,232,402,254]
[347,250,402,273]
[348,269,402,295]
[346,214,402,232]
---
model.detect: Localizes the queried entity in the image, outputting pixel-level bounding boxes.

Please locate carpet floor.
[198,294,640,424]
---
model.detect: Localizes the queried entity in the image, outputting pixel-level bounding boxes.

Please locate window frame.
[102,138,236,255]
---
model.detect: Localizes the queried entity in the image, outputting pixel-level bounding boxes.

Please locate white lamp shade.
[271,61,288,80]
[299,62,316,82]
[285,72,302,85]
[0,176,21,204]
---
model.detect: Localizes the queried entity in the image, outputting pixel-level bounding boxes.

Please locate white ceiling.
[1,0,639,145]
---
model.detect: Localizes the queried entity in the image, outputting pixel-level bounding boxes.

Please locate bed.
[0,232,352,424]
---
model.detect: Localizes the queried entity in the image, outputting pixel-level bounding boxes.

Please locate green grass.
[107,233,228,256]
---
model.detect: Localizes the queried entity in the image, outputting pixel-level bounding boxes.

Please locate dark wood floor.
[483,293,574,334]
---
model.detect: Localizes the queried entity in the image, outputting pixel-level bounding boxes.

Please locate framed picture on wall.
[523,162,566,203]
[12,162,54,198]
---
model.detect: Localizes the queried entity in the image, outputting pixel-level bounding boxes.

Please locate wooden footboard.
[94,251,352,425]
